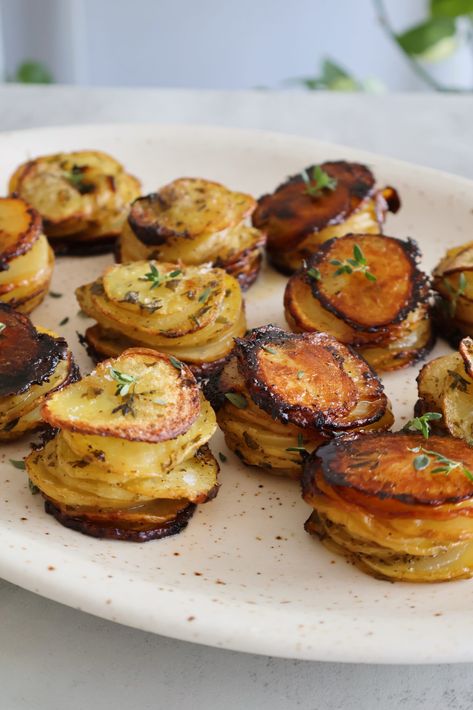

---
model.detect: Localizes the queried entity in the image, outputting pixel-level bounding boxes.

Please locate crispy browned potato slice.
[0,303,68,397]
[252,162,380,251]
[233,325,387,430]
[303,432,473,506]
[128,178,255,245]
[459,336,473,378]
[42,348,201,442]
[307,234,427,329]
[0,197,42,270]
[44,497,196,542]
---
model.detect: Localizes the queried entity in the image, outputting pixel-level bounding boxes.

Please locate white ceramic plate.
[1,123,472,664]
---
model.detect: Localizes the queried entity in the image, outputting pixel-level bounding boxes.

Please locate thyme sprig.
[0,322,6,335]
[403,411,442,439]
[109,367,138,416]
[330,244,377,282]
[409,445,473,481]
[141,263,182,290]
[286,433,309,456]
[301,165,337,198]
[442,272,467,317]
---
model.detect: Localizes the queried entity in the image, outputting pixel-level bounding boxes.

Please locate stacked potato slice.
[432,241,473,343]
[0,304,78,441]
[118,178,266,289]
[284,233,432,372]
[416,336,473,441]
[26,348,219,541]
[76,260,246,378]
[212,325,392,478]
[252,161,400,274]
[303,431,473,582]
[0,196,54,313]
[9,150,141,255]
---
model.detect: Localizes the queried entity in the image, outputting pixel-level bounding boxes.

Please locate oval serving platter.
[0,123,471,664]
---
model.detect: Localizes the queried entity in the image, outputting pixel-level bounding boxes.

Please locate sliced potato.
[128,178,255,244]
[233,325,388,430]
[0,197,42,270]
[42,348,201,442]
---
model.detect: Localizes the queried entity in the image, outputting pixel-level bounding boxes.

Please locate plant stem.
[372,0,462,92]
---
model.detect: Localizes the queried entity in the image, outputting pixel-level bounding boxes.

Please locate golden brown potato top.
[306,234,428,330]
[304,432,473,506]
[0,303,67,397]
[128,178,256,246]
[42,347,201,443]
[252,161,376,251]
[0,197,42,270]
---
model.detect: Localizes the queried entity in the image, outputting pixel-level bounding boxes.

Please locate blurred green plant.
[374,0,473,91]
[10,60,53,84]
[288,58,385,93]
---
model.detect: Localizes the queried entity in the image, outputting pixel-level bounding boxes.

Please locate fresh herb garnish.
[218,452,227,463]
[169,355,184,371]
[224,392,248,409]
[301,165,337,198]
[141,263,182,290]
[307,267,321,281]
[198,287,212,303]
[409,445,473,481]
[443,272,467,317]
[67,165,95,195]
[59,316,69,326]
[108,367,137,396]
[286,433,308,455]
[261,345,277,354]
[330,244,376,282]
[49,291,63,298]
[403,411,442,439]
[10,459,25,470]
[0,322,6,335]
[297,370,305,379]
[28,479,39,495]
[111,395,136,417]
[448,369,470,392]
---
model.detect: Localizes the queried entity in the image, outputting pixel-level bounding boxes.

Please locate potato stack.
[76,260,246,378]
[9,150,141,254]
[284,233,432,371]
[212,325,392,478]
[0,304,78,441]
[416,336,473,441]
[252,161,400,274]
[302,431,473,582]
[26,348,219,541]
[0,196,54,313]
[118,178,266,289]
[432,241,473,344]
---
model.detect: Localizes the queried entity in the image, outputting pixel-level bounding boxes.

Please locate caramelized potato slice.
[307,234,427,330]
[233,325,387,430]
[128,178,255,245]
[44,497,196,542]
[459,336,473,378]
[0,197,42,270]
[252,162,376,251]
[0,303,68,397]
[42,348,201,442]
[304,432,473,506]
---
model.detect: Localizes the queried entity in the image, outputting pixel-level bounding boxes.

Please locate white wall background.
[0,0,471,90]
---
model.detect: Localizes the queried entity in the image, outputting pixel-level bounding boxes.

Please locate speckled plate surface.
[0,124,471,664]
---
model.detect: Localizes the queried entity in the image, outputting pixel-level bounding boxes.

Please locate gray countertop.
[1,85,473,710]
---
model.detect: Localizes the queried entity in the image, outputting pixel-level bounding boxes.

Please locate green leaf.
[396,18,456,58]
[169,355,184,371]
[10,459,26,470]
[0,322,6,335]
[321,59,351,83]
[307,267,321,281]
[431,0,473,17]
[413,454,430,470]
[218,452,227,463]
[224,392,248,409]
[14,60,53,84]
